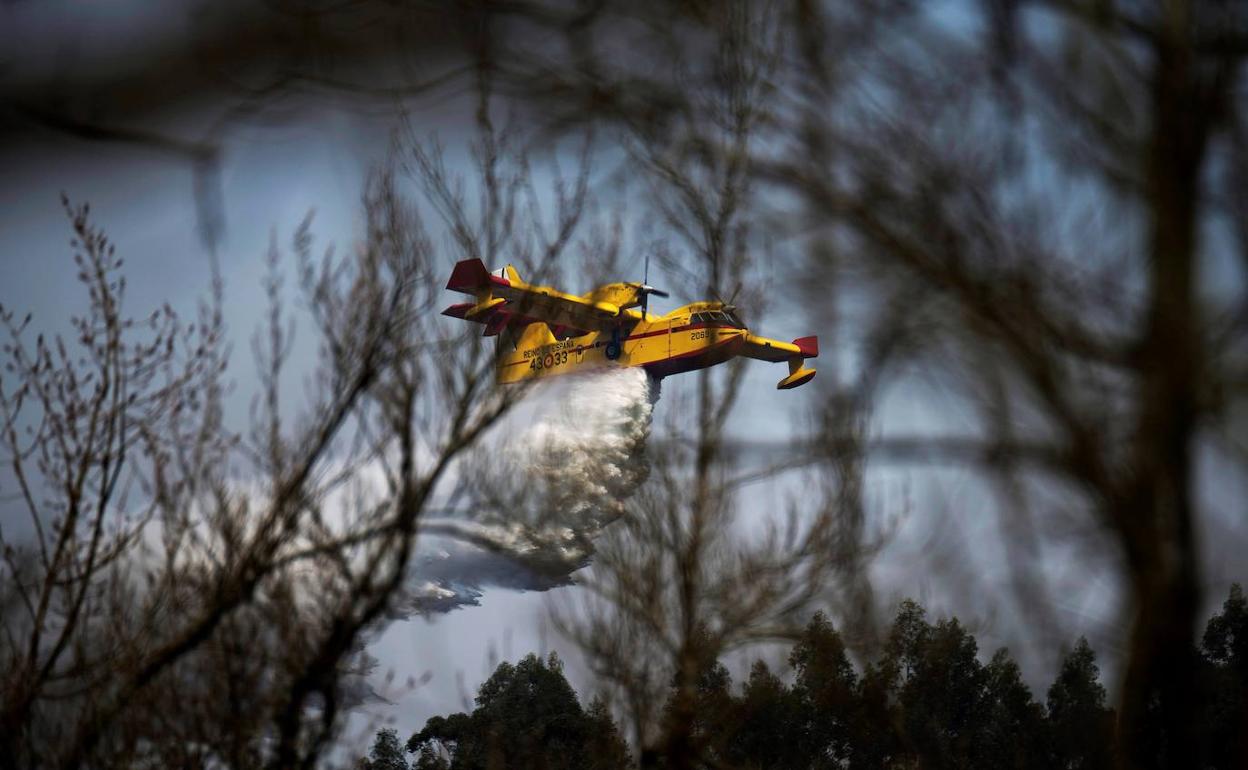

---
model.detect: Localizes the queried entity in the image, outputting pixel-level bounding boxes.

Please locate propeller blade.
[640,256,667,315]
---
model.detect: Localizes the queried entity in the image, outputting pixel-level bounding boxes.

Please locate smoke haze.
[406,367,658,614]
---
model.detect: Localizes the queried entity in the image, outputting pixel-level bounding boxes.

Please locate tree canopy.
[381,586,1247,769]
[406,653,631,770]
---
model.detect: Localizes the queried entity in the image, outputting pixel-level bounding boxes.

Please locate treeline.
[358,653,630,770]
[360,585,1247,769]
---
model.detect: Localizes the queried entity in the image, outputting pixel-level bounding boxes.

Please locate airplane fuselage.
[442,259,818,389]
[498,303,750,384]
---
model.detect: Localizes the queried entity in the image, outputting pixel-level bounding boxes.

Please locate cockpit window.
[692,311,741,325]
[693,311,745,325]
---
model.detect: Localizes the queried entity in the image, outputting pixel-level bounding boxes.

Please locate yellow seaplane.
[442,258,818,389]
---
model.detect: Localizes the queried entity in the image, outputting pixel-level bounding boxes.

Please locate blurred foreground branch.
[0,92,598,767]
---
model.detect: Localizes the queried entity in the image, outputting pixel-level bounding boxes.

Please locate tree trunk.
[1116,6,1207,767]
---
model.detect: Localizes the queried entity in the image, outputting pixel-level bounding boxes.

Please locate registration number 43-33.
[530,350,570,371]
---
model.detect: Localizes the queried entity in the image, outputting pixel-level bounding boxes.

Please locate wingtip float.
[442,258,818,390]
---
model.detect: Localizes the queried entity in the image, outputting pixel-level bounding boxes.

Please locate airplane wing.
[442,258,641,335]
[740,333,819,389]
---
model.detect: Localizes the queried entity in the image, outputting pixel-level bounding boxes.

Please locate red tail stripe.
[793,335,819,358]
[446,258,511,292]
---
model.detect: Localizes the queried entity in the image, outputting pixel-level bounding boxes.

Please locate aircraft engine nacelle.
[582,282,645,310]
[591,300,622,317]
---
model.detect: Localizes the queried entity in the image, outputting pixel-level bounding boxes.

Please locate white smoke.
[405,367,658,614]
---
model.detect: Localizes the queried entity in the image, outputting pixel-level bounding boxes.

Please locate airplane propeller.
[719,283,744,325]
[639,253,670,317]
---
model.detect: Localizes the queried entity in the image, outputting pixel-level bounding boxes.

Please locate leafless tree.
[764,2,1248,768]
[546,8,881,768]
[479,1,1248,768]
[0,79,597,767]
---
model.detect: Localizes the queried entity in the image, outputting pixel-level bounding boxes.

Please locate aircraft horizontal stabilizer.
[744,334,817,388]
[777,335,818,388]
[777,357,817,389]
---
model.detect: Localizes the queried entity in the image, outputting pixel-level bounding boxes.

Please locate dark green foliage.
[851,661,902,768]
[405,652,630,770]
[1046,638,1115,770]
[1197,584,1248,770]
[896,617,988,768]
[586,695,634,770]
[789,612,859,767]
[726,661,807,769]
[883,599,930,684]
[652,648,741,767]
[411,743,449,770]
[1202,584,1248,671]
[686,659,738,755]
[360,729,410,770]
[979,649,1047,770]
[388,588,1248,769]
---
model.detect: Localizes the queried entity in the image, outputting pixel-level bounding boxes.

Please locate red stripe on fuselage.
[644,336,742,378]
[624,321,737,342]
[505,323,742,371]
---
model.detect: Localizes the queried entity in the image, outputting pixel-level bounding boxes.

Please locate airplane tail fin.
[792,336,818,358]
[445,259,520,294]
[445,259,518,327]
[776,336,818,389]
[740,333,818,388]
[446,258,492,293]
